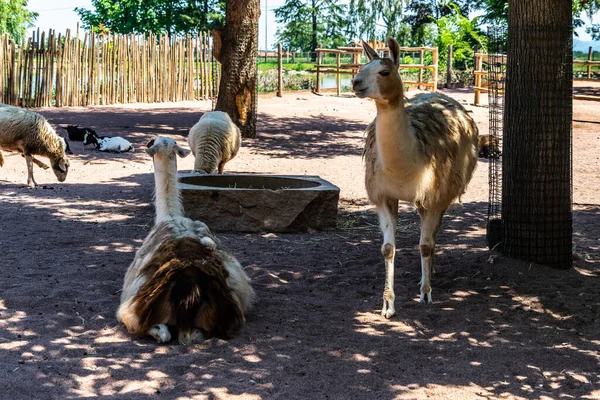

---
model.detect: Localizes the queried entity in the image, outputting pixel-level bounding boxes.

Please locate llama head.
[352,37,403,102]
[146,137,191,159]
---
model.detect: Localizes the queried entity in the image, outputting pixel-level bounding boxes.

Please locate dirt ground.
[0,87,598,400]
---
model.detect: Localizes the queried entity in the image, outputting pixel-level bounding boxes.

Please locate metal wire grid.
[486,26,507,249]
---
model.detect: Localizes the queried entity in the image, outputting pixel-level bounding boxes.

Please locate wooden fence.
[0,28,220,108]
[314,45,438,95]
[473,51,600,105]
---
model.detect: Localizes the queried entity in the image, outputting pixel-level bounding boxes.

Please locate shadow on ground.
[1,174,598,398]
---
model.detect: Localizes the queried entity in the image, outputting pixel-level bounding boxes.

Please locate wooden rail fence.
[473,51,600,105]
[314,45,438,95]
[0,28,220,108]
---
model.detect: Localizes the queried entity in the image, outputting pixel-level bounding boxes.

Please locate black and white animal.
[0,104,71,188]
[62,125,97,141]
[187,111,241,174]
[117,137,255,344]
[83,131,134,153]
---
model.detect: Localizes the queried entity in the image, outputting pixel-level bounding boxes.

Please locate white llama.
[352,38,479,318]
[117,137,255,344]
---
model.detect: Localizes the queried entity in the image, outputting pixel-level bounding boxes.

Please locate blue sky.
[27,0,598,51]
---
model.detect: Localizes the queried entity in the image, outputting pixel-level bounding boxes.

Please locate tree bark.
[502,0,572,268]
[214,0,260,138]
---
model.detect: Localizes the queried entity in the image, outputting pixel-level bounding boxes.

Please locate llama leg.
[378,198,398,318]
[0,151,4,167]
[417,208,445,303]
[25,155,36,188]
[148,324,171,343]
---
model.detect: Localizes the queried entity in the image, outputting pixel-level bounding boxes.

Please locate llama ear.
[361,39,380,62]
[146,139,157,157]
[176,146,191,158]
[387,37,400,66]
[146,147,157,157]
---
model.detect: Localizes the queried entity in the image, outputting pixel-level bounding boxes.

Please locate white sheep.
[0,104,71,188]
[117,137,255,345]
[187,111,241,174]
[83,131,134,153]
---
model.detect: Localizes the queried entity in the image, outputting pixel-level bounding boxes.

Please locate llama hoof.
[149,324,171,343]
[179,329,205,345]
[27,181,37,189]
[419,291,433,304]
[200,236,217,251]
[381,301,396,319]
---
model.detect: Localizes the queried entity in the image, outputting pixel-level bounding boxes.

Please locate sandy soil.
[0,88,598,400]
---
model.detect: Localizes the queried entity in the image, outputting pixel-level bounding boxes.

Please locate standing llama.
[117,137,255,344]
[353,38,479,318]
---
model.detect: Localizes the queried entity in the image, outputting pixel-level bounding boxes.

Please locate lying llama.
[353,38,479,317]
[187,111,241,174]
[83,131,134,153]
[62,125,97,141]
[117,137,254,344]
[0,104,71,188]
[478,134,501,159]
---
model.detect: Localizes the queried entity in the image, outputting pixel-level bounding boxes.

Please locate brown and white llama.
[353,38,479,318]
[117,137,255,344]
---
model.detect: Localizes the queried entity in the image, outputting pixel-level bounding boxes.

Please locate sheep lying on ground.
[0,104,71,188]
[117,137,255,345]
[188,111,241,174]
[62,125,97,141]
[83,131,134,153]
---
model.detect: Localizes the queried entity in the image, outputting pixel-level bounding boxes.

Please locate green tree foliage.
[274,0,353,52]
[434,3,486,69]
[0,0,38,44]
[472,0,600,33]
[349,0,409,43]
[76,0,225,36]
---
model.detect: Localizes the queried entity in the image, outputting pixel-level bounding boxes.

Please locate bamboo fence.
[0,28,220,108]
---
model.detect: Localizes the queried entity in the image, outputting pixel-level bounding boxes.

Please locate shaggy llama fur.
[117,137,254,345]
[354,38,479,318]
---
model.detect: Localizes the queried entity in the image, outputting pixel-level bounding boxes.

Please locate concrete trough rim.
[178,172,340,193]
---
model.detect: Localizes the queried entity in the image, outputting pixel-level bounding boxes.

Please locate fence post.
[446,44,453,88]
[336,51,341,96]
[432,46,438,92]
[418,45,424,90]
[588,46,593,79]
[277,43,283,97]
[474,50,483,106]
[315,49,322,94]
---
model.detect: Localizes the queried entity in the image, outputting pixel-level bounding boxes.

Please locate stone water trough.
[179,173,340,232]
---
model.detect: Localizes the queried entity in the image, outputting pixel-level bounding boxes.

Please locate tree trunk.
[214,0,260,138]
[502,0,572,268]
[311,0,318,61]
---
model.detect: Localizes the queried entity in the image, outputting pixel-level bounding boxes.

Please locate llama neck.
[153,157,184,223]
[374,97,419,174]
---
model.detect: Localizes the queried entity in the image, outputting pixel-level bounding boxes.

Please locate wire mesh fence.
[486,26,507,250]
